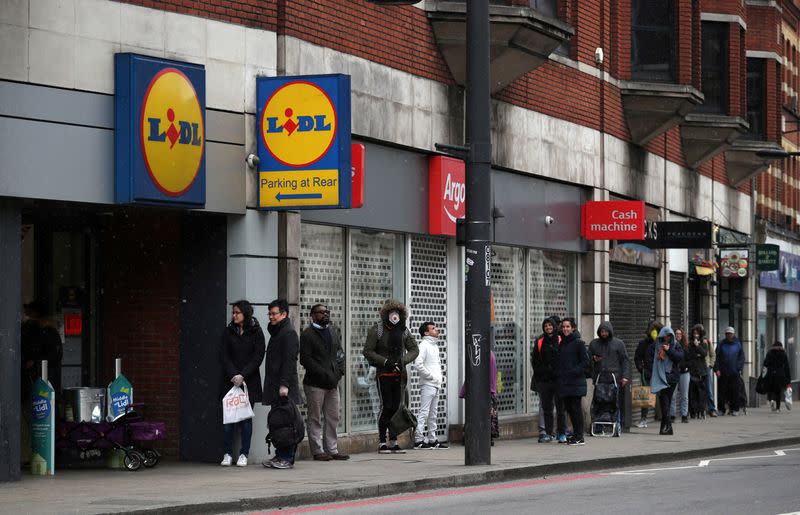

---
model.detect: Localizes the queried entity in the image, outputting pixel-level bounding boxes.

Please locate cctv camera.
[545,215,555,225]
[595,48,604,64]
[246,153,260,169]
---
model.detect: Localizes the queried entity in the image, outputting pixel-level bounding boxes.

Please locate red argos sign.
[428,156,466,236]
[581,200,645,240]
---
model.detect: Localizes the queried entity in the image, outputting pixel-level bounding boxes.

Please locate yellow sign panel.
[259,170,339,208]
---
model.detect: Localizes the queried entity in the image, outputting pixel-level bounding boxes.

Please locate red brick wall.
[116,0,277,30]
[101,211,182,457]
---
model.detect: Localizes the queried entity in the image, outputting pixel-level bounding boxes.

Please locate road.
[237,447,800,515]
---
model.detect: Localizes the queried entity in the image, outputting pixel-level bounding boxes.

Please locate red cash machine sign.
[581,200,645,240]
[351,143,365,208]
[428,156,466,236]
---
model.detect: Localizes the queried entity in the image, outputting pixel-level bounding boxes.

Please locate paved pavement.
[1,407,798,515]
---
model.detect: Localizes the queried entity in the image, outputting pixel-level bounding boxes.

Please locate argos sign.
[429,156,466,236]
[115,54,205,206]
[257,75,351,210]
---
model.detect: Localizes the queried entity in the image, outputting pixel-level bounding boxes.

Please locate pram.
[56,405,165,471]
[591,370,621,437]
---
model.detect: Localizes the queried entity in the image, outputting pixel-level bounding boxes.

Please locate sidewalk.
[2,407,798,515]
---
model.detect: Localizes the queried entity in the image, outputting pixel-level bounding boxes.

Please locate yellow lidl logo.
[140,68,204,196]
[261,81,337,167]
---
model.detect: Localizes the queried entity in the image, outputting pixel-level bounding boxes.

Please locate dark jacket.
[763,346,791,390]
[634,336,655,377]
[530,317,561,390]
[221,317,266,403]
[363,300,419,374]
[684,337,708,379]
[554,331,588,397]
[300,324,345,390]
[714,337,745,376]
[263,317,302,406]
[588,321,629,381]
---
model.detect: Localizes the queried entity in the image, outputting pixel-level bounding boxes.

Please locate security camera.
[595,47,604,65]
[544,215,555,226]
[246,153,260,169]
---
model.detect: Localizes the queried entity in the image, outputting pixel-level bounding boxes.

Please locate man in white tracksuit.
[413,322,448,449]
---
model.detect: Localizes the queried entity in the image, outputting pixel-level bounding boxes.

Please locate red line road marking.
[250,473,608,515]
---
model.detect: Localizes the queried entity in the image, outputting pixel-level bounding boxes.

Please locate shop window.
[744,58,767,140]
[631,0,675,82]
[698,22,728,114]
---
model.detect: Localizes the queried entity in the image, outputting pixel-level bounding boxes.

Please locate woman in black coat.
[555,317,588,445]
[220,300,265,467]
[762,342,792,412]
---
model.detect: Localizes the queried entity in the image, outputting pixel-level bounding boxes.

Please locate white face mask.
[388,311,401,325]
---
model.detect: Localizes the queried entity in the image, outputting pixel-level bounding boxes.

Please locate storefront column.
[278,211,301,322]
[0,199,22,481]
[656,249,670,325]
[580,188,610,333]
[742,274,757,380]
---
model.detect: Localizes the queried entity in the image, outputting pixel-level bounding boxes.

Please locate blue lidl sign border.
[115,53,206,207]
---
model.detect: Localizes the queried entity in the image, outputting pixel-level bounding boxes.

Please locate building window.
[698,22,728,114]
[631,0,674,82]
[744,58,766,140]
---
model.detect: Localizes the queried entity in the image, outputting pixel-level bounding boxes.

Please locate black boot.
[659,421,667,435]
[664,424,674,435]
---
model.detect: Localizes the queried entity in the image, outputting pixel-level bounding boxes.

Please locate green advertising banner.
[31,377,55,475]
[756,244,780,271]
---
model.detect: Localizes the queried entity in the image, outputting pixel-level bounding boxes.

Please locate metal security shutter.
[408,236,448,440]
[670,272,686,330]
[609,263,657,388]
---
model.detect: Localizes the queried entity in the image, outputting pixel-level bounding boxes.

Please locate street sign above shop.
[621,221,714,249]
[428,156,466,236]
[257,75,352,210]
[115,54,206,207]
[581,200,645,240]
[760,250,800,292]
[755,243,780,271]
[719,249,749,278]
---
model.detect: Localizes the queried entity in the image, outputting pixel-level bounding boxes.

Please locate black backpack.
[265,397,305,453]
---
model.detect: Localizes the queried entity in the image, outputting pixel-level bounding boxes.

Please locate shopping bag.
[389,405,417,435]
[630,385,656,409]
[785,386,793,410]
[222,383,255,424]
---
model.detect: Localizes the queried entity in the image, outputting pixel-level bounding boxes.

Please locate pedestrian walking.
[299,304,349,462]
[762,341,792,412]
[651,327,684,435]
[633,321,662,427]
[714,327,745,416]
[531,317,566,443]
[262,299,302,469]
[670,327,691,423]
[685,327,708,419]
[554,318,588,446]
[220,300,265,467]
[363,299,419,454]
[413,322,448,449]
[588,320,629,431]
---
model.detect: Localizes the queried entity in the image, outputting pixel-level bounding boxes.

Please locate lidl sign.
[115,54,206,206]
[257,75,351,209]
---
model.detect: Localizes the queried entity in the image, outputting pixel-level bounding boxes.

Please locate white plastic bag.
[222,383,255,424]
[785,386,793,410]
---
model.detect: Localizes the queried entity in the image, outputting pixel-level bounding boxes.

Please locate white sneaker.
[636,419,648,428]
[236,454,248,467]
[770,400,777,411]
[220,454,233,466]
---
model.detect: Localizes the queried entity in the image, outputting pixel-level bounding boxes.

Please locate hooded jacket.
[763,345,791,389]
[554,330,588,397]
[363,299,419,374]
[691,324,715,368]
[684,330,709,379]
[714,335,744,376]
[414,335,443,387]
[650,327,684,393]
[221,316,266,403]
[588,321,629,381]
[263,317,302,406]
[530,317,561,390]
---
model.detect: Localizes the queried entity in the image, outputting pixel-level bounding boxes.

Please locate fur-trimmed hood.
[379,299,408,326]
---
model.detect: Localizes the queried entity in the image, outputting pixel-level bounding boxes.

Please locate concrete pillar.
[0,199,21,481]
[580,187,610,335]
[742,273,757,379]
[278,211,301,322]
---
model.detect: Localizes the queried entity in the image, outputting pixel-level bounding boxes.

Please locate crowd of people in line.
[219,298,794,468]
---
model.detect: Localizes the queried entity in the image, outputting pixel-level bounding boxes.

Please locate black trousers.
[562,396,584,439]
[718,373,740,413]
[658,384,676,425]
[538,382,566,436]
[768,388,784,410]
[377,375,401,441]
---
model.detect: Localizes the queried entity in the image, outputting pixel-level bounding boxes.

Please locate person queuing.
[684,327,709,419]
[413,322,448,449]
[670,327,691,424]
[363,299,419,454]
[299,304,349,462]
[714,327,745,416]
[690,324,717,417]
[262,299,302,469]
[554,318,588,446]
[531,317,566,443]
[220,300,265,467]
[651,327,684,435]
[633,321,663,428]
[762,341,792,412]
[588,321,629,430]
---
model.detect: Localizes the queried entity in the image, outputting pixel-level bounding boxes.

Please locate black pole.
[464,0,492,466]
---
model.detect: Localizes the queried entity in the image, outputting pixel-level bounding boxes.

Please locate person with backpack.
[531,317,566,443]
[262,299,302,469]
[554,318,588,446]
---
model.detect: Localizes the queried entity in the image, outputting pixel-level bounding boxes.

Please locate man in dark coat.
[262,299,302,469]
[714,327,745,416]
[554,318,588,446]
[299,303,349,461]
[589,320,629,433]
[762,341,792,412]
[531,317,566,443]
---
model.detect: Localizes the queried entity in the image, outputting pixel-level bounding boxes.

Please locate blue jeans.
[670,372,690,417]
[276,444,296,464]
[706,368,717,411]
[223,418,253,456]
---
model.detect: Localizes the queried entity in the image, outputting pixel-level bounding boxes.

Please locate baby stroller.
[591,370,621,437]
[57,405,166,471]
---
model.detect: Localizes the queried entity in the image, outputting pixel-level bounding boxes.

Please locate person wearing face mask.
[299,304,349,462]
[633,321,663,428]
[363,299,419,454]
[650,327,684,435]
